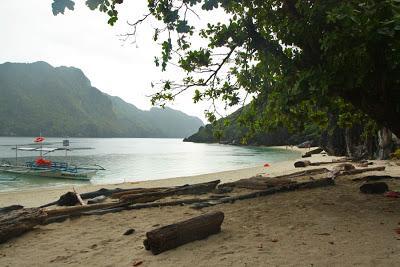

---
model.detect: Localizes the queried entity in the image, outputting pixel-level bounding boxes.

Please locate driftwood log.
[43,181,220,221]
[0,205,24,214]
[143,211,224,255]
[333,163,356,172]
[214,178,335,205]
[302,148,324,158]
[111,187,169,199]
[44,178,335,222]
[45,201,129,217]
[294,160,353,168]
[40,187,146,208]
[218,168,332,190]
[40,180,219,208]
[118,180,220,203]
[338,166,385,176]
[219,177,295,190]
[0,208,47,243]
[43,198,214,224]
[273,168,330,179]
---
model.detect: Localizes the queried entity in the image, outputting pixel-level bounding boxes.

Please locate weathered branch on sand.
[294,160,354,168]
[338,166,385,176]
[214,178,335,205]
[118,180,220,202]
[45,202,129,217]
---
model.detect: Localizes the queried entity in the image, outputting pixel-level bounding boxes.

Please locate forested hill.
[0,61,203,137]
[184,107,320,147]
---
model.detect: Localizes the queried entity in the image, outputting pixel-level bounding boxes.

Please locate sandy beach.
[1,147,400,266]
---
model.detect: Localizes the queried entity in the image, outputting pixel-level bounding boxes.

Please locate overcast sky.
[0,0,229,122]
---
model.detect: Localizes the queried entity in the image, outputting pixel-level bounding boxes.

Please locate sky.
[0,0,231,122]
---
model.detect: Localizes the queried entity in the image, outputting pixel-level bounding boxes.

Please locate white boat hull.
[0,165,95,181]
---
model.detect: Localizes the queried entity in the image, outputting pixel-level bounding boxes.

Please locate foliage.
[185,105,320,146]
[52,0,400,137]
[390,148,400,160]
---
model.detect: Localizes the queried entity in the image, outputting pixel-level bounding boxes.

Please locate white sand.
[1,147,400,266]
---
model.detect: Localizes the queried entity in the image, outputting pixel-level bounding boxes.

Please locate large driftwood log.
[219,177,295,190]
[111,187,168,199]
[45,201,128,217]
[0,205,24,214]
[215,178,335,204]
[218,168,331,190]
[338,166,385,176]
[43,198,217,223]
[119,180,220,203]
[0,208,47,243]
[84,198,209,215]
[294,160,354,168]
[40,187,152,208]
[272,168,330,179]
[143,211,224,255]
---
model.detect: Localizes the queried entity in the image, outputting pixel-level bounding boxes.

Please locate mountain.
[0,61,203,137]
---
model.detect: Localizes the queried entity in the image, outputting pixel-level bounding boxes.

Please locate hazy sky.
[0,0,228,122]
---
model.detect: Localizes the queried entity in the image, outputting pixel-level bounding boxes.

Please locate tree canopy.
[52,0,400,137]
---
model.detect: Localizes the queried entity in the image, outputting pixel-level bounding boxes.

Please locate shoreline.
[0,146,322,207]
[1,147,400,266]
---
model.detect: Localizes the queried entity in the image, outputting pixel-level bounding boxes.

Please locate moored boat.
[0,136,104,180]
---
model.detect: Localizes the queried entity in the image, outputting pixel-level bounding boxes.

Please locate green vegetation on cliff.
[0,61,203,137]
[185,107,321,146]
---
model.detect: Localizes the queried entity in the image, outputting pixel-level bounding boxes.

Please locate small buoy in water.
[264,163,270,167]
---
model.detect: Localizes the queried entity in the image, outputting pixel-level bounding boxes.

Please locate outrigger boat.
[0,137,104,180]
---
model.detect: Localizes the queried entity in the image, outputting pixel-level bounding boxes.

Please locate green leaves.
[51,0,75,15]
[52,0,400,137]
[86,0,104,10]
[179,49,211,72]
[161,38,173,71]
[202,0,219,11]
[176,20,192,33]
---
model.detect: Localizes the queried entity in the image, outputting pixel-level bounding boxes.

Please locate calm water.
[0,137,300,192]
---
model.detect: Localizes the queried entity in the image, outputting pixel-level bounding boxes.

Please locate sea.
[0,137,300,192]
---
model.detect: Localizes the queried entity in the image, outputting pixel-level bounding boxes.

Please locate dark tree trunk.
[377,127,394,159]
[320,114,347,156]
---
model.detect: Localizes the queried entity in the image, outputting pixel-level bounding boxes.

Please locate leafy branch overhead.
[52,0,123,25]
[52,0,400,138]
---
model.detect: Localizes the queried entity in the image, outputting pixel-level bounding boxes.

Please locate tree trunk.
[143,211,224,255]
[0,208,47,243]
[320,114,347,156]
[377,127,393,159]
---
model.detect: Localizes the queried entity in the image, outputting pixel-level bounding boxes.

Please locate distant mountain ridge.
[0,61,203,137]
